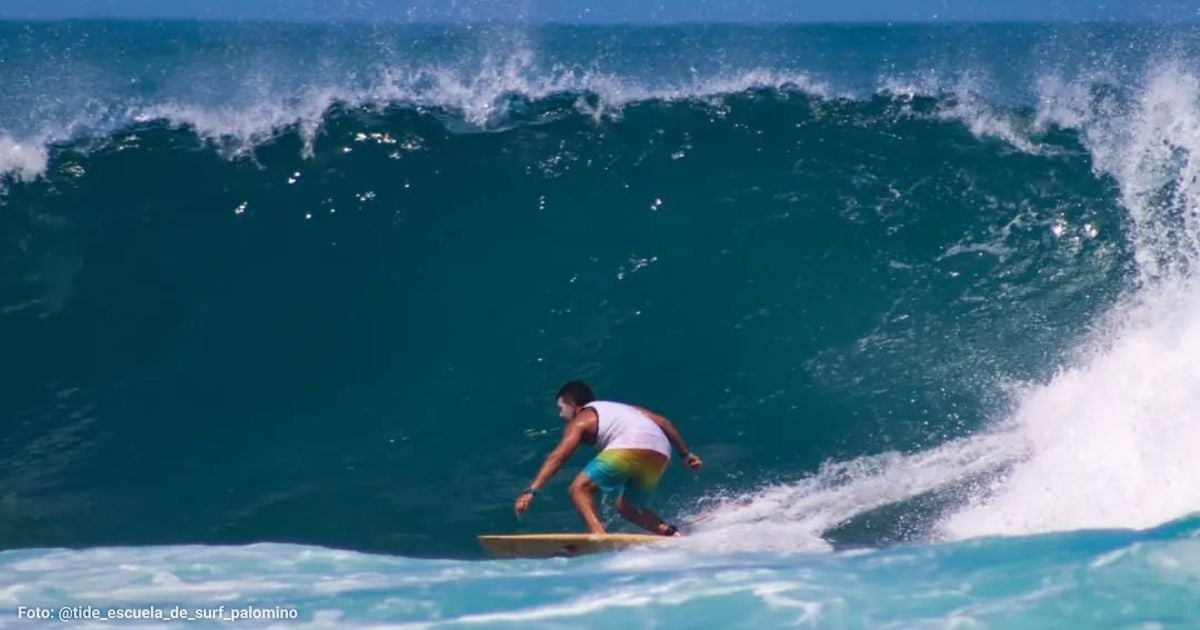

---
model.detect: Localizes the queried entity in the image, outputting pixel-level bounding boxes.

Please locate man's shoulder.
[590,399,638,410]
[572,406,598,428]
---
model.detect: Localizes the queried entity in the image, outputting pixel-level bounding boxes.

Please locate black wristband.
[521,487,537,496]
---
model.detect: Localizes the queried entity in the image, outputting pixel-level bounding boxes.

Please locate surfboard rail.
[477,533,667,558]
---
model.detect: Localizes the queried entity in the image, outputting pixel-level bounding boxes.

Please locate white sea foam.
[0,134,49,182]
[941,280,1200,538]
[676,430,1026,553]
[937,61,1200,539]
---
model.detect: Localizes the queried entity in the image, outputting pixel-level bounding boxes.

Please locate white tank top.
[584,400,672,457]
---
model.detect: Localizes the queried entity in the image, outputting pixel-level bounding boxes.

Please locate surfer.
[514,381,703,536]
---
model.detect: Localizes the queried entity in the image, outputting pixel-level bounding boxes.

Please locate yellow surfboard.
[477,533,667,558]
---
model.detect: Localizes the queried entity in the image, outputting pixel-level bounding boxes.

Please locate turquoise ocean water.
[4,21,1200,627]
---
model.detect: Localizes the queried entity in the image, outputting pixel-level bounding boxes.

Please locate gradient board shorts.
[583,449,668,507]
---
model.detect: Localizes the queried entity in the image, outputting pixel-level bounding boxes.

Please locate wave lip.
[0,64,827,180]
[1035,62,1200,282]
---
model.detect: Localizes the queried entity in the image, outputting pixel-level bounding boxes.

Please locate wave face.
[4,20,1200,624]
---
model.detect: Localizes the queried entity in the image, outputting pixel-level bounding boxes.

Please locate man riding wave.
[514,381,703,536]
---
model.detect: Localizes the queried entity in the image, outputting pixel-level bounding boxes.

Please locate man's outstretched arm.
[528,420,585,491]
[515,420,585,516]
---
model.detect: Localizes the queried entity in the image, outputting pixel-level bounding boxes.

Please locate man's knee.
[569,474,595,496]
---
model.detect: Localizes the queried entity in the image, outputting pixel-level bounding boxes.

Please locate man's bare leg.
[569,473,606,534]
[616,496,679,536]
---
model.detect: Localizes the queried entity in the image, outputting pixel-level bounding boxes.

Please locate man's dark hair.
[556,380,595,406]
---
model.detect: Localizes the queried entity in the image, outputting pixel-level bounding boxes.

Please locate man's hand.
[517,418,586,520]
[684,453,703,471]
[514,491,534,517]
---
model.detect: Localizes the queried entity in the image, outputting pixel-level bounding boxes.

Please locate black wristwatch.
[521,487,537,496]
